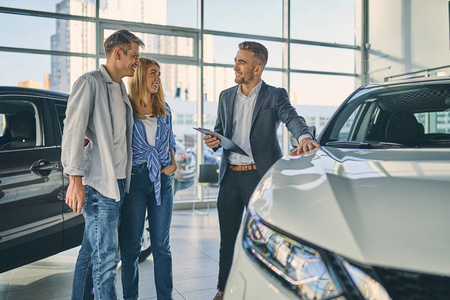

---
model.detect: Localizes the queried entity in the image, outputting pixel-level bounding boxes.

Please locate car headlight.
[243,201,393,300]
[243,202,343,299]
[340,260,391,300]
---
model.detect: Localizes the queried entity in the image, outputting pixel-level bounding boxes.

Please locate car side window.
[415,111,450,134]
[0,100,42,151]
[54,101,67,135]
[329,98,380,142]
[337,107,359,141]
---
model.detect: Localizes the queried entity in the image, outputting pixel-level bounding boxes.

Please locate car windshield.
[320,81,450,148]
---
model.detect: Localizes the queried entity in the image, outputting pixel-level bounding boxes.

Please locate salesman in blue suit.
[204,41,319,300]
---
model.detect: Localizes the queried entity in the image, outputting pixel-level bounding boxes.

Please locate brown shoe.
[213,289,224,300]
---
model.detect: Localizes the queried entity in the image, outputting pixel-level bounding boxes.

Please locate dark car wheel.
[139,212,152,262]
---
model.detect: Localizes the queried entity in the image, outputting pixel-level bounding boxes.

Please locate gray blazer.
[214,81,311,183]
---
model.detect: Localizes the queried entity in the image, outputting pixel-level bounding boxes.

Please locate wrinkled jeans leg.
[71,180,124,300]
[120,166,149,300]
[148,173,174,300]
[72,225,94,300]
[90,184,123,300]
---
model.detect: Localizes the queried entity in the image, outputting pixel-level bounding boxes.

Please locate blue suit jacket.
[214,81,311,183]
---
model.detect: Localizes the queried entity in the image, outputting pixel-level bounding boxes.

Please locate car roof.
[0,86,69,100]
[363,76,450,90]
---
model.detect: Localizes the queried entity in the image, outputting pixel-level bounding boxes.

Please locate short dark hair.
[104,29,145,56]
[238,41,268,67]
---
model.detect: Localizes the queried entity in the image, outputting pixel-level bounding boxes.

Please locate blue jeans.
[120,163,173,300]
[71,179,125,300]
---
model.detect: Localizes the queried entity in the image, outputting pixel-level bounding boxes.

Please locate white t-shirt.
[111,82,127,179]
[142,115,157,146]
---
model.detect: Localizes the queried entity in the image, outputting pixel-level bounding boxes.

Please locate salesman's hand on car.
[66,175,85,214]
[204,134,221,149]
[290,137,320,156]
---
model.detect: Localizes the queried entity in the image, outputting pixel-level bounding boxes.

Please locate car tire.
[138,212,152,263]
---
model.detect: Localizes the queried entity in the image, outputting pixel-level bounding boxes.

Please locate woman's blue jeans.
[71,179,125,300]
[120,163,174,300]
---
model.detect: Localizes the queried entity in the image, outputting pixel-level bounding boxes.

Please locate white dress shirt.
[228,81,263,166]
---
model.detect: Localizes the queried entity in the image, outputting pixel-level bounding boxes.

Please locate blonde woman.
[120,57,176,300]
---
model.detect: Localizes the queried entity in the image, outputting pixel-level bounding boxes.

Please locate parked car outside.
[191,143,222,166]
[173,140,196,194]
[203,144,222,165]
[226,77,450,300]
[0,87,150,273]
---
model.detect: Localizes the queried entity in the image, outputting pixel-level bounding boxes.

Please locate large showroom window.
[99,0,197,29]
[291,0,355,45]
[0,0,360,204]
[0,0,95,16]
[204,0,283,37]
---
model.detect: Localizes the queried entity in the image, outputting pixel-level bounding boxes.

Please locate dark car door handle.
[30,160,60,176]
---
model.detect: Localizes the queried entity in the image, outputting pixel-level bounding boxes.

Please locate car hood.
[251,147,450,276]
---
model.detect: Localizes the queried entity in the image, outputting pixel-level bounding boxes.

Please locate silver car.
[226,77,450,300]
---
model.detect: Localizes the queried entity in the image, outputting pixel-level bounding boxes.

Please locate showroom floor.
[0,208,221,300]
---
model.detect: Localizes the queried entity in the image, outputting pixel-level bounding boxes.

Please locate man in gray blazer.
[204,41,319,300]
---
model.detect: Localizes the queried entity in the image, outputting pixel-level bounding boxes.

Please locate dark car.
[0,86,83,273]
[0,87,150,273]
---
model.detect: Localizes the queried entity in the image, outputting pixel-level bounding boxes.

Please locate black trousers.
[216,169,261,291]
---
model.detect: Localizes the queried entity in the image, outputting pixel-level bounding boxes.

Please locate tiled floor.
[0,208,221,300]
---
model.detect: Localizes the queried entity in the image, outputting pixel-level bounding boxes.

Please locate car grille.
[373,267,450,300]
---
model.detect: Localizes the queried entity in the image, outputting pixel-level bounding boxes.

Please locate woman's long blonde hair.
[128,57,167,120]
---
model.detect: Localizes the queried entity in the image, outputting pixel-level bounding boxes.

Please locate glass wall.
[100,0,197,28]
[290,44,355,74]
[0,14,95,52]
[291,0,355,44]
[204,0,283,37]
[203,35,283,69]
[0,0,95,16]
[0,0,360,203]
[290,73,355,133]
